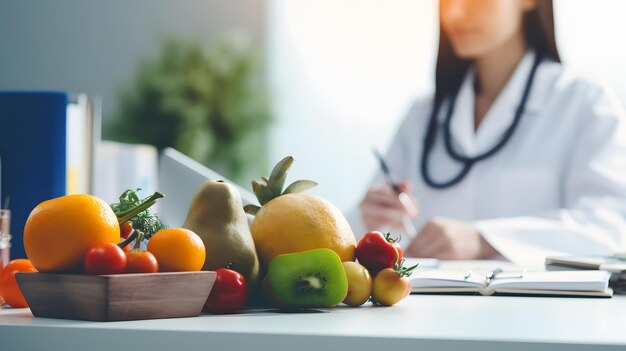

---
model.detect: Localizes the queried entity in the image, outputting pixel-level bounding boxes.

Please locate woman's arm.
[475,83,626,265]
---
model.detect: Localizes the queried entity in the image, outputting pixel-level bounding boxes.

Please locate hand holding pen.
[358,150,419,239]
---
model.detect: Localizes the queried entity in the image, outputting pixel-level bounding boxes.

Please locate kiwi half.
[266,248,348,308]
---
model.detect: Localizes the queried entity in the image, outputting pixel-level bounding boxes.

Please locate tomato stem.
[392,248,418,278]
[118,229,137,248]
[115,192,164,224]
[384,232,400,244]
[133,230,144,251]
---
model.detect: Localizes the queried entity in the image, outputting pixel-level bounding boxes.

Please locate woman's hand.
[405,217,498,259]
[358,181,418,231]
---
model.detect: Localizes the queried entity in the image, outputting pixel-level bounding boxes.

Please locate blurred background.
[1,0,626,213]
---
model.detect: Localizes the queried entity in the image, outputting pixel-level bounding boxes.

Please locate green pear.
[182,180,259,284]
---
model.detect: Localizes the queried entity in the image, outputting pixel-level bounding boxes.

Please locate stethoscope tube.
[421,52,543,189]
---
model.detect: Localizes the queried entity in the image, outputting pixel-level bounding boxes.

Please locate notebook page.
[411,270,485,289]
[489,271,610,292]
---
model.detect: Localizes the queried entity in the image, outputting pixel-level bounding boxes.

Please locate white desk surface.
[1,294,625,351]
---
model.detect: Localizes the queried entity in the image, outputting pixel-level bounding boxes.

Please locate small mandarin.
[147,228,205,272]
[0,259,37,308]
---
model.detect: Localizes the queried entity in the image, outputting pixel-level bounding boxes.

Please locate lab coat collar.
[447,50,540,157]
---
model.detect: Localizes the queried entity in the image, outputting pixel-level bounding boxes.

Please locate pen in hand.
[372,149,418,240]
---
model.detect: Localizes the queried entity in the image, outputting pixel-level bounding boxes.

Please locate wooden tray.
[15,271,216,322]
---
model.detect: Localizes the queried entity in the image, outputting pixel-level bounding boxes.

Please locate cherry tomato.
[205,268,248,314]
[0,259,37,308]
[120,222,133,239]
[342,261,372,307]
[355,231,403,276]
[84,243,127,275]
[371,267,412,306]
[122,244,132,256]
[126,250,159,273]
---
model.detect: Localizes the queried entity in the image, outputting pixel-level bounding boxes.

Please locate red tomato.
[120,222,133,239]
[355,231,403,276]
[126,250,159,273]
[84,243,127,275]
[0,259,37,308]
[205,268,248,314]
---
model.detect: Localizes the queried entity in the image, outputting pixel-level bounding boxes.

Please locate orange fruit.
[24,194,120,273]
[251,193,356,268]
[0,259,37,308]
[147,228,205,272]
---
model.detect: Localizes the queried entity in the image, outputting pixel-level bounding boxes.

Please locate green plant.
[106,37,270,184]
[110,188,166,240]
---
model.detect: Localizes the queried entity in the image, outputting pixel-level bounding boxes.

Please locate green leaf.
[243,204,260,215]
[268,156,294,195]
[109,189,167,239]
[283,180,318,194]
[253,182,275,205]
[252,179,261,193]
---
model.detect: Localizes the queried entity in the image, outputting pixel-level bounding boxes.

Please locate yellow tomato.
[371,268,411,306]
[342,261,372,307]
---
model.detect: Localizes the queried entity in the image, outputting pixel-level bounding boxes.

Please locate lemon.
[246,157,356,268]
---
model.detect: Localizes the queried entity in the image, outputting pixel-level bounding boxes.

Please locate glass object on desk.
[0,209,10,271]
[0,209,10,306]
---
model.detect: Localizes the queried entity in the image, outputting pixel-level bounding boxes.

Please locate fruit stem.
[115,192,164,224]
[392,248,418,278]
[118,229,138,248]
[133,230,144,250]
[384,232,400,244]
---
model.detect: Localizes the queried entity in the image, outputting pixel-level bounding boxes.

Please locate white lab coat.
[351,51,626,265]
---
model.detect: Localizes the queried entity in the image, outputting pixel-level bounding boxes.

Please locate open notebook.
[411,270,612,297]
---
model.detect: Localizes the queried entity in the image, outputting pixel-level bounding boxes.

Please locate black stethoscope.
[420,52,543,189]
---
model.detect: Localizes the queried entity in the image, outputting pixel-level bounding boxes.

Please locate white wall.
[267,0,438,212]
[555,0,626,102]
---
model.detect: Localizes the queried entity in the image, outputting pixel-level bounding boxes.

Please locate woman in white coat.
[355,0,626,265]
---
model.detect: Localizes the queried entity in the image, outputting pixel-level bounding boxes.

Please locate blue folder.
[0,91,68,259]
